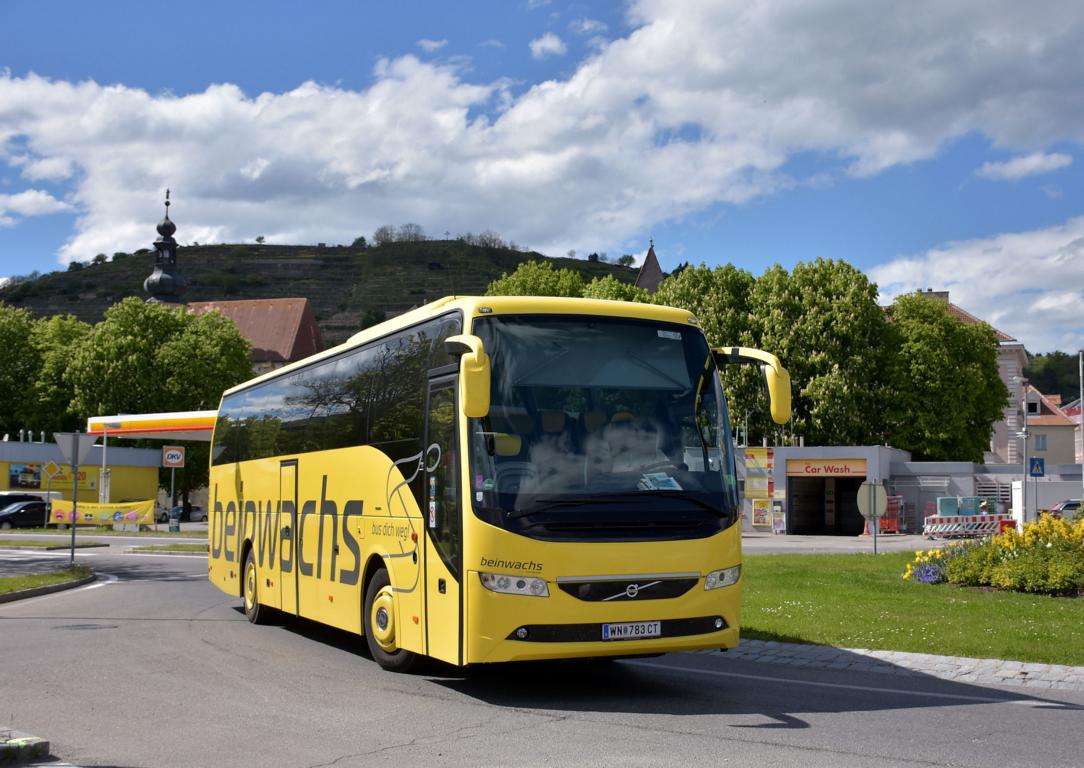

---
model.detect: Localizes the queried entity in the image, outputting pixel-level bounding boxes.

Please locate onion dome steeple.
[144,189,187,303]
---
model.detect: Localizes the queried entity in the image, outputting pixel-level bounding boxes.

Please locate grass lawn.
[743,552,1084,667]
[131,543,208,553]
[0,565,92,596]
[0,539,101,550]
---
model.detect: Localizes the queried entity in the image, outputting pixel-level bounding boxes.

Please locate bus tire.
[364,567,418,672]
[243,550,269,625]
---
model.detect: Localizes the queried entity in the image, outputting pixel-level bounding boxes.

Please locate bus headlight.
[704,565,741,590]
[479,572,549,597]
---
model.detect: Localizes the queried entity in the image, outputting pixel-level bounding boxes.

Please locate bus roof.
[222,295,699,397]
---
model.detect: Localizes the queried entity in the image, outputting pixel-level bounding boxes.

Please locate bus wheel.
[364,568,418,672]
[243,551,268,625]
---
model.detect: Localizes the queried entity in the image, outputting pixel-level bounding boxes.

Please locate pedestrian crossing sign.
[1029,458,1045,477]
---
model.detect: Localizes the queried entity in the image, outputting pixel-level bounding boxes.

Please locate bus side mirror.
[761,364,791,425]
[712,346,792,425]
[445,335,490,418]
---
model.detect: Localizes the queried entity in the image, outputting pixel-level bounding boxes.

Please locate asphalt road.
[1,539,1082,768]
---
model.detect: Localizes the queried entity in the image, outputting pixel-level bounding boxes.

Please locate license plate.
[601,621,661,641]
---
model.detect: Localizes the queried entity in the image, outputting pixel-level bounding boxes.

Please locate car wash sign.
[786,458,868,477]
[162,446,186,469]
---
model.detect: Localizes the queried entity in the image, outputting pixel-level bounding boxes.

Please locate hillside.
[0,241,636,345]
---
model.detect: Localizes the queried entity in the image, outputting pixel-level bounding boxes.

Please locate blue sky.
[1,0,1083,352]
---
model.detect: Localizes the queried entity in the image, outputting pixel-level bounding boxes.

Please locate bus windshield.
[469,315,738,540]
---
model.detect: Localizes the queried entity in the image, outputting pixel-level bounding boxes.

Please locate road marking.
[625,659,1054,706]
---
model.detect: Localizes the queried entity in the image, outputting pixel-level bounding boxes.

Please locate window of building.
[1027,400,1040,415]
[1034,434,1048,451]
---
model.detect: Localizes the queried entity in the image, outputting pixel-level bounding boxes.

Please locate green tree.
[654,264,764,441]
[582,275,651,303]
[68,298,252,502]
[29,314,92,433]
[617,254,636,267]
[751,259,891,446]
[886,293,1008,461]
[0,304,41,436]
[1025,351,1080,404]
[485,260,585,297]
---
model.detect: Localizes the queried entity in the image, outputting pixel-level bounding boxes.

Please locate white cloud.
[1,0,1084,272]
[417,38,448,53]
[526,0,550,9]
[870,216,1084,353]
[479,39,506,49]
[570,18,607,36]
[0,189,71,226]
[529,33,567,59]
[977,152,1072,180]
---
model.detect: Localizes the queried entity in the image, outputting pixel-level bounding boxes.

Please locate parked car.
[156,504,207,523]
[0,492,52,507]
[0,499,49,529]
[1040,499,1081,520]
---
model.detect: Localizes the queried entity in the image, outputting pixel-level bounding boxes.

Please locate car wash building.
[740,445,909,535]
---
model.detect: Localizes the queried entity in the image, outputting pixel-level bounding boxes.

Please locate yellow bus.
[207,296,789,671]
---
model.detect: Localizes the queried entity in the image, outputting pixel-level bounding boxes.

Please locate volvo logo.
[603,579,663,601]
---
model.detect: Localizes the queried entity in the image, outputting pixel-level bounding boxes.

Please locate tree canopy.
[0,304,40,437]
[886,293,1008,461]
[485,260,585,298]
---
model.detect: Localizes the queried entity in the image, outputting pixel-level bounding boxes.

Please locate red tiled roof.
[1025,384,1076,428]
[188,298,324,363]
[943,302,1016,343]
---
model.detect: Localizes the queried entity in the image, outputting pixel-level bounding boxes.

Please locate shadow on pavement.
[269,610,1084,724]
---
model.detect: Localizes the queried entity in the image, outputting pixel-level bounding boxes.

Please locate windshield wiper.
[506,496,617,519]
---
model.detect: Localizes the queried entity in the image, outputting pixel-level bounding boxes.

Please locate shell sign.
[162,446,186,469]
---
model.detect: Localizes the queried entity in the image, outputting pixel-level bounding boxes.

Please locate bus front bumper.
[465,572,741,664]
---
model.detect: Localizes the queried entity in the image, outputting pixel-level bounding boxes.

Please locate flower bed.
[904,516,1084,596]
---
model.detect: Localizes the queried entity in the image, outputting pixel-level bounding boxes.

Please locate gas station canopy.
[86,410,217,442]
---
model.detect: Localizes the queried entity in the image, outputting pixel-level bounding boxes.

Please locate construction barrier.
[923,513,1015,539]
[863,496,903,535]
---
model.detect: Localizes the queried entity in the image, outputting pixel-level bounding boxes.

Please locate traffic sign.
[53,432,97,467]
[162,446,186,469]
[1029,458,1045,478]
[857,480,888,519]
[42,460,62,479]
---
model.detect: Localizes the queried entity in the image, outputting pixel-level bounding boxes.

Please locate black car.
[0,500,49,529]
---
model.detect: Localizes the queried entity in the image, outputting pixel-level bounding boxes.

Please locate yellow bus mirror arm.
[445,334,491,418]
[711,346,792,425]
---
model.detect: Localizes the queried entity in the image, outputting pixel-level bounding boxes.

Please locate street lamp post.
[1017,377,1029,524]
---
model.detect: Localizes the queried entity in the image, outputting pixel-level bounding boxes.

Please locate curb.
[722,639,1084,691]
[0,731,50,764]
[0,573,97,605]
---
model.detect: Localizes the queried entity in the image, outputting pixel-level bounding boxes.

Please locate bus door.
[424,376,462,665]
[279,460,299,615]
